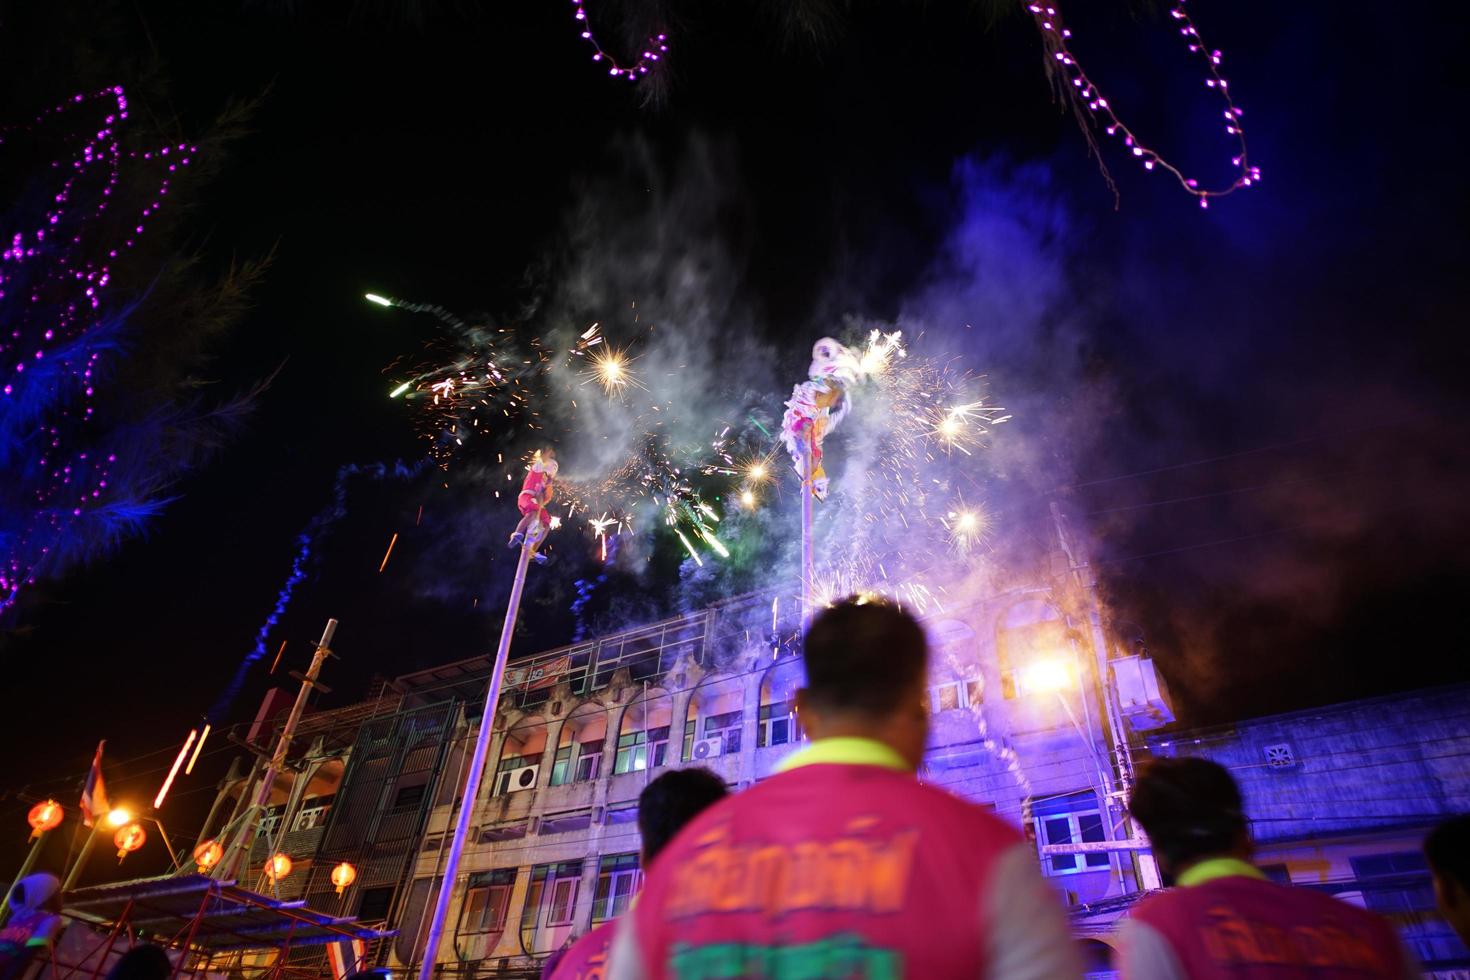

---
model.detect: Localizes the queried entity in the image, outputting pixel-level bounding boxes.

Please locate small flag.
[81,740,110,828]
[325,937,367,980]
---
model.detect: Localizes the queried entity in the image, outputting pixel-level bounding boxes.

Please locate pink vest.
[1130,875,1404,980]
[628,763,1021,978]
[545,920,612,980]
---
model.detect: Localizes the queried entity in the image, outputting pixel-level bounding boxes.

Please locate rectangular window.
[593,854,642,922]
[1350,852,1430,878]
[682,718,696,762]
[550,745,573,786]
[605,803,639,826]
[575,740,602,782]
[525,861,582,930]
[704,710,742,754]
[392,784,427,811]
[757,701,800,748]
[1033,791,1111,875]
[461,870,515,933]
[547,878,578,926]
[358,886,394,922]
[648,726,670,768]
[293,803,331,831]
[926,680,981,714]
[614,731,648,775]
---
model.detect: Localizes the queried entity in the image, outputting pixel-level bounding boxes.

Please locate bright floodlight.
[1020,659,1073,695]
[106,807,132,828]
[364,293,393,307]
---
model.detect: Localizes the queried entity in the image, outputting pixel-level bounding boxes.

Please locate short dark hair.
[802,598,927,716]
[637,767,728,864]
[1129,757,1248,870]
[104,944,172,980]
[1426,814,1470,890]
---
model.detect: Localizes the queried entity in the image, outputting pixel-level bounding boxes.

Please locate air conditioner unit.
[505,764,540,793]
[691,737,724,761]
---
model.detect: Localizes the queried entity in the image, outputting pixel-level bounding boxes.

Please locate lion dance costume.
[781,338,859,501]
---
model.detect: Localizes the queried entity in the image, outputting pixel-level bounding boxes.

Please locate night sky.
[2,0,1468,876]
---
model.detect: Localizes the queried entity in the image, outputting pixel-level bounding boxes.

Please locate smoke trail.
[207,459,423,721]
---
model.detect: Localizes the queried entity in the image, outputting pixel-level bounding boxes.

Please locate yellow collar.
[773,737,910,774]
[1176,857,1267,888]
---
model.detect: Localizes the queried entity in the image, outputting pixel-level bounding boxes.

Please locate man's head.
[795,597,930,770]
[1425,815,1470,947]
[542,446,556,460]
[1129,757,1251,883]
[637,767,728,866]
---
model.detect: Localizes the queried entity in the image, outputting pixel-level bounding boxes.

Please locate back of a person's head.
[1129,757,1247,871]
[1426,814,1470,888]
[105,944,172,980]
[802,597,927,716]
[637,767,729,864]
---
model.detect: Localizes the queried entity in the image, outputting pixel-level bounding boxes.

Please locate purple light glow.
[0,86,195,613]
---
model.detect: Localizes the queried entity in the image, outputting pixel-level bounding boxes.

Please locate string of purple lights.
[1023,0,1260,207]
[570,0,668,81]
[0,87,195,612]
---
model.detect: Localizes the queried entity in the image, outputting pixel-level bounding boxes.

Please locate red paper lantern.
[27,800,63,840]
[114,823,146,860]
[330,861,357,896]
[265,852,292,882]
[193,839,223,872]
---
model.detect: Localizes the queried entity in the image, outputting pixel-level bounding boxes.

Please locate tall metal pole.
[1,829,53,922]
[219,618,338,881]
[416,536,535,980]
[800,430,815,626]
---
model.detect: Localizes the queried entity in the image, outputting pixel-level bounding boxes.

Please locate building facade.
[210,580,1469,978]
[214,541,1165,978]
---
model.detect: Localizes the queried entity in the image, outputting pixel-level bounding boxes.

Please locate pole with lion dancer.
[783,338,859,625]
[417,450,556,980]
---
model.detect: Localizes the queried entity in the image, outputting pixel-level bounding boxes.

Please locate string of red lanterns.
[1022,0,1259,207]
[569,0,668,82]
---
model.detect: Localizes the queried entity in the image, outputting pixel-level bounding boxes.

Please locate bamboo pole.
[416,533,535,980]
[800,429,815,626]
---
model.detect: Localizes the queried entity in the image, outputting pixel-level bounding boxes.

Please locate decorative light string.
[1023,1,1259,207]
[0,87,195,612]
[570,0,668,81]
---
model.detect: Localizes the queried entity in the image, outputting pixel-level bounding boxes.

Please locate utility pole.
[218,618,338,882]
[416,532,536,980]
[1049,501,1143,893]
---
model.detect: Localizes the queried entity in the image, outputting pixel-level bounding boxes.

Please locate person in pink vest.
[1118,757,1418,980]
[545,768,729,980]
[607,597,1080,980]
[1425,814,1470,950]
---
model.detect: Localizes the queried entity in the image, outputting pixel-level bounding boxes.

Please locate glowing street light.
[1018,658,1075,696]
[106,807,132,828]
[364,293,393,307]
